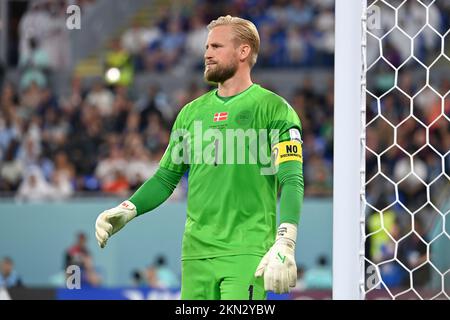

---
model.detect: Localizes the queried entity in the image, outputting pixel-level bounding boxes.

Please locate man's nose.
[204,48,212,60]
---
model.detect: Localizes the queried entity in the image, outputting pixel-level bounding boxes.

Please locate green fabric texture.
[277,160,304,225]
[181,255,266,300]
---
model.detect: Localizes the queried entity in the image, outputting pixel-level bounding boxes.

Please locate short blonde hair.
[207,15,260,68]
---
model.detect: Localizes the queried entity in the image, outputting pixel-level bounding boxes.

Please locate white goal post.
[334,0,450,300]
[333,0,366,300]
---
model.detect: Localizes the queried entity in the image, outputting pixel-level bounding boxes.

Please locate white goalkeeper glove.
[254,223,297,294]
[95,200,137,248]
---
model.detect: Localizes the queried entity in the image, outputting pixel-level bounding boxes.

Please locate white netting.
[363,0,450,299]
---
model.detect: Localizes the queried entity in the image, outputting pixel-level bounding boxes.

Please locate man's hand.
[95,200,137,248]
[254,223,297,294]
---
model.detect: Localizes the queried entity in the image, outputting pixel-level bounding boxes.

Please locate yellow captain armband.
[272,140,303,165]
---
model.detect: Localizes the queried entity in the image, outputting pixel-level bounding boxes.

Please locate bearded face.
[204,54,239,84]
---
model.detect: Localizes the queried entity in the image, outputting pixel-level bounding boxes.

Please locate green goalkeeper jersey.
[159,84,302,260]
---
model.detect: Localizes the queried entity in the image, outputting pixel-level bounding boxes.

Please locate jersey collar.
[213,83,258,105]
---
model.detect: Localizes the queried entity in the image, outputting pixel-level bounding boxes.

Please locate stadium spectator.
[18,0,87,70]
[121,20,161,59]
[19,37,50,91]
[65,232,90,270]
[398,218,430,288]
[125,144,155,191]
[86,81,115,117]
[130,269,145,287]
[135,85,166,127]
[145,255,180,289]
[18,1,50,67]
[15,165,54,202]
[145,264,160,289]
[0,257,23,288]
[303,255,332,290]
[303,152,332,197]
[80,255,102,287]
[50,151,75,200]
[64,232,102,287]
[101,169,130,197]
[184,16,209,70]
[104,38,134,87]
[0,139,23,191]
[375,217,409,290]
[367,208,397,263]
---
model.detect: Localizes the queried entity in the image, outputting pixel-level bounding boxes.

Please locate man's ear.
[239,44,251,63]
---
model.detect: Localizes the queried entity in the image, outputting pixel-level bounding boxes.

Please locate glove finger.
[281,270,289,294]
[273,271,282,294]
[95,229,102,244]
[96,226,109,241]
[254,254,269,277]
[288,265,297,287]
[96,229,109,247]
[254,268,264,278]
[264,266,273,292]
[95,230,105,248]
[97,219,113,236]
[95,231,104,248]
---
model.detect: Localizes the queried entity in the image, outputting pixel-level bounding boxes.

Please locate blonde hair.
[207,15,260,68]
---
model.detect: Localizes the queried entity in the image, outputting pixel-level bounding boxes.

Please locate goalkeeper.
[95,15,304,300]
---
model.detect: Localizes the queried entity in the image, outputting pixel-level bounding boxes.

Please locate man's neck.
[217,71,253,97]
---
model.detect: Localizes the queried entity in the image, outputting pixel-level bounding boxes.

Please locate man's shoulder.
[184,89,217,110]
[253,86,301,132]
[173,89,216,122]
[250,85,292,110]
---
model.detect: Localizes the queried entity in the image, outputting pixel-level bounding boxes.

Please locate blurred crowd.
[17,0,450,75]
[366,68,450,214]
[15,0,336,79]
[0,78,174,199]
[121,0,335,72]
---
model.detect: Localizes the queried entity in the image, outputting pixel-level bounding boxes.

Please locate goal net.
[363,0,450,299]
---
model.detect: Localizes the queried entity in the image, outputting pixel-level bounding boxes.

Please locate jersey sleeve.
[269,97,304,225]
[268,98,303,166]
[159,105,190,174]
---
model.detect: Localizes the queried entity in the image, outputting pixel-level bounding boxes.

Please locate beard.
[204,59,239,84]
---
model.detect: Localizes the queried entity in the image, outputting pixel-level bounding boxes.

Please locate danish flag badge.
[213,112,228,122]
